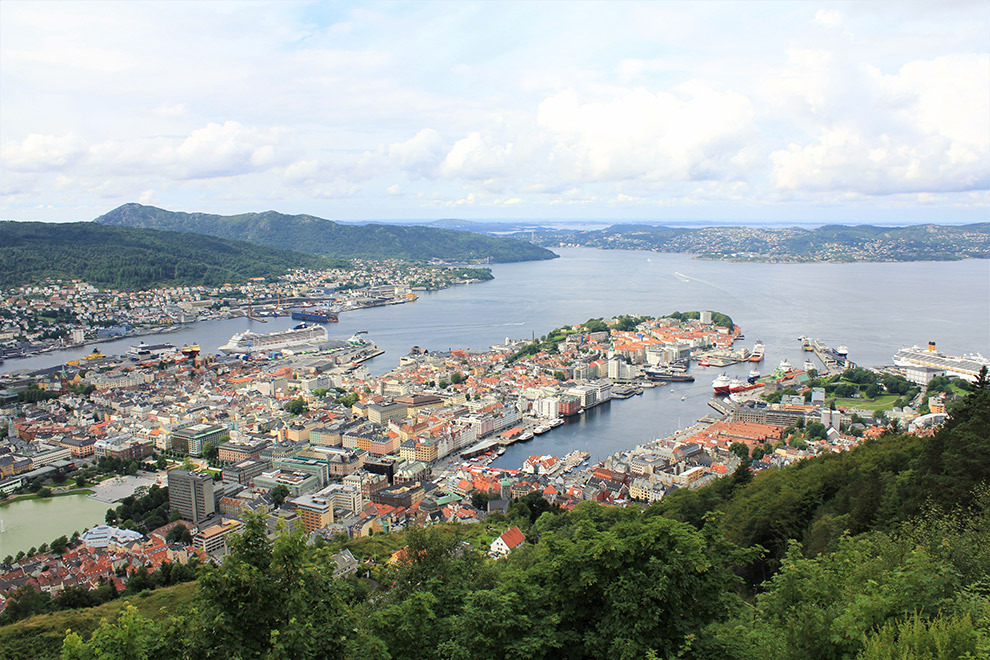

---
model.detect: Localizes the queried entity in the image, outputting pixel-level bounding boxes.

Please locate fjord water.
[5,248,988,469]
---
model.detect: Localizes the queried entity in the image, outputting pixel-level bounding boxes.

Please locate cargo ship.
[219,323,328,355]
[747,341,765,362]
[290,309,338,323]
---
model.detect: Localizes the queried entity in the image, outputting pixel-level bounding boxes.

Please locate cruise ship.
[893,342,990,382]
[219,324,328,355]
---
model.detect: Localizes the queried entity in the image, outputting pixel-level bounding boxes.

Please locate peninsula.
[527,222,990,263]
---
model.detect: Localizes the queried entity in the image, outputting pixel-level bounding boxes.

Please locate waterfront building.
[168,469,216,524]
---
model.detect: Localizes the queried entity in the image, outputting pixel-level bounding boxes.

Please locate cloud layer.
[1,1,987,222]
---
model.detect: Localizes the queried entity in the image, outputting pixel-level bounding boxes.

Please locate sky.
[1,1,988,225]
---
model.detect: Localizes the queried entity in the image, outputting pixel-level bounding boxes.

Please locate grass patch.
[0,581,197,660]
[831,395,899,411]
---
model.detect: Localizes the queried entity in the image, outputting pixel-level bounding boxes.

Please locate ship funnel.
[928,341,936,352]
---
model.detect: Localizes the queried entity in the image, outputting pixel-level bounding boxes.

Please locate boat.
[549,418,564,428]
[644,367,695,382]
[518,430,534,441]
[180,344,200,357]
[803,359,815,371]
[778,358,792,372]
[892,343,990,382]
[218,324,329,355]
[747,368,761,383]
[712,373,731,395]
[697,360,711,367]
[837,344,850,357]
[128,341,177,361]
[748,341,765,362]
[82,348,104,360]
[802,337,814,351]
[728,376,748,393]
[681,396,686,401]
[533,424,551,435]
[290,309,339,323]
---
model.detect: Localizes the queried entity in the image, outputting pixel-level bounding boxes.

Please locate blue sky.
[1,1,987,224]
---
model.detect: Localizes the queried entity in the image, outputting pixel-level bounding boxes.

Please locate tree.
[50,535,69,554]
[450,372,465,385]
[202,442,219,462]
[75,475,86,488]
[166,523,193,545]
[156,455,167,471]
[729,442,750,460]
[286,397,308,415]
[270,484,290,507]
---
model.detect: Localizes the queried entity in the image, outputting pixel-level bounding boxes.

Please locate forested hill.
[0,222,339,290]
[95,203,558,263]
[530,222,990,262]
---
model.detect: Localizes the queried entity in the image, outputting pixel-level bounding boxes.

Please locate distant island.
[96,203,558,264]
[0,222,340,290]
[524,222,990,262]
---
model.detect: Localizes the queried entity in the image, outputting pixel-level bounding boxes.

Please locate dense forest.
[95,203,558,263]
[0,222,340,290]
[5,372,989,660]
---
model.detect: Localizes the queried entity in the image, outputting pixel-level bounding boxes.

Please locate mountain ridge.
[95,203,558,263]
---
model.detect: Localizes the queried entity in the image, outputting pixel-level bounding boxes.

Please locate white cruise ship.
[893,342,990,383]
[219,324,329,355]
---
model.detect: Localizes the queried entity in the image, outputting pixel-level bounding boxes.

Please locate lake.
[0,494,108,558]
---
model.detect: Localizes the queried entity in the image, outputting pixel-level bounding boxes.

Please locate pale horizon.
[2,1,987,225]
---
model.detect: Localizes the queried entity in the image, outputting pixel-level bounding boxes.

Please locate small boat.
[698,360,711,367]
[681,396,686,401]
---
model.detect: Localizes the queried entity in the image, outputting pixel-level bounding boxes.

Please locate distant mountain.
[95,203,558,263]
[527,222,990,262]
[0,221,339,290]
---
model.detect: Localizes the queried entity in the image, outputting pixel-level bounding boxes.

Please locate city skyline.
[1,1,987,224]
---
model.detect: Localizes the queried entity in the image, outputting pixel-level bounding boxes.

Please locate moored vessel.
[747,341,765,362]
[712,373,731,395]
[219,323,329,355]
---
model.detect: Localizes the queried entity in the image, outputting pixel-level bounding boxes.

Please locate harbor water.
[3,248,988,471]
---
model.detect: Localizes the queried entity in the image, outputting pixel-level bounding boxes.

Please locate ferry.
[837,344,850,357]
[747,341,765,362]
[218,324,328,355]
[644,366,695,382]
[533,424,552,435]
[801,337,814,352]
[128,341,177,361]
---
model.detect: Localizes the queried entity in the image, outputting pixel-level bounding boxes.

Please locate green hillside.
[0,221,341,290]
[95,203,558,263]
